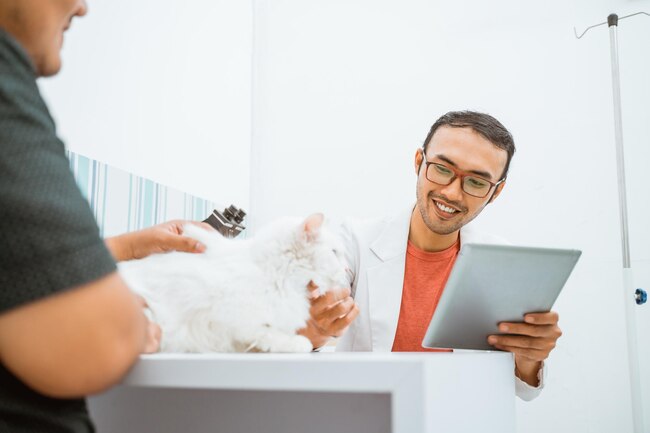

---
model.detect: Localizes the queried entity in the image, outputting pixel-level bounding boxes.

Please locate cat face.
[299,214,351,294]
[254,214,351,296]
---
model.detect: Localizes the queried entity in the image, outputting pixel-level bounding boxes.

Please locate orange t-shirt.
[391,238,460,352]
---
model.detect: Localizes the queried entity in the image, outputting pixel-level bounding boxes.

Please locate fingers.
[297,299,358,350]
[305,286,358,341]
[329,303,360,337]
[318,297,355,322]
[496,322,562,339]
[160,231,206,254]
[305,301,359,338]
[309,287,352,316]
[142,322,162,354]
[135,294,161,354]
[160,220,214,253]
[523,311,559,325]
[322,286,351,303]
[488,334,557,352]
[163,220,215,234]
[119,220,214,260]
[488,333,557,364]
[488,311,562,363]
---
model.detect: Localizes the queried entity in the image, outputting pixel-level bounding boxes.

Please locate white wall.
[39,0,252,209]
[37,0,650,432]
[251,1,650,432]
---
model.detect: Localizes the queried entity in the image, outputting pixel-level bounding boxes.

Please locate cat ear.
[301,213,324,241]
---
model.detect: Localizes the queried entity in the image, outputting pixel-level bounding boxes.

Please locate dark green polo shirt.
[0,28,117,433]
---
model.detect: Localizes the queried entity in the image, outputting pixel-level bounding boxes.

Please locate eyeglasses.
[420,149,505,198]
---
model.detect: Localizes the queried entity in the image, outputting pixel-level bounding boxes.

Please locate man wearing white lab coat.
[300,111,561,401]
[334,208,545,400]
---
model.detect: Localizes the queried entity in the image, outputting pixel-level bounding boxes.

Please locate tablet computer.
[421,243,581,351]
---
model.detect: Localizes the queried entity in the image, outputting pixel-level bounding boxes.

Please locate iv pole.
[575,12,648,433]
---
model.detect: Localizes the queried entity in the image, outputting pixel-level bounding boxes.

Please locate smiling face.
[414,126,508,239]
[0,0,88,76]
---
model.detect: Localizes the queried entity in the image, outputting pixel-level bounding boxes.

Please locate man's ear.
[488,181,506,204]
[415,148,424,175]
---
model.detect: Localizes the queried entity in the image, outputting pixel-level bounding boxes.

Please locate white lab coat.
[335,205,544,401]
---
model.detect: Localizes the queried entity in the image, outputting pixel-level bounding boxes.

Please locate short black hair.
[423,111,516,179]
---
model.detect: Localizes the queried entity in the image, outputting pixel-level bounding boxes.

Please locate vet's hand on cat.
[106,220,213,262]
[298,282,360,350]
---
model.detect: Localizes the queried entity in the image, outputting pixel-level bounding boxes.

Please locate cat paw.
[279,335,313,353]
[247,332,314,353]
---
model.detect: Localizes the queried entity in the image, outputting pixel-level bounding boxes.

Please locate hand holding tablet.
[422,243,581,351]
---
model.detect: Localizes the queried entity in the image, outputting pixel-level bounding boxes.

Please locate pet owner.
[0,1,207,431]
[301,111,563,401]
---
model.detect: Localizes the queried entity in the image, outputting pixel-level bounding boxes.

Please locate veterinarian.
[301,111,562,401]
[0,1,208,431]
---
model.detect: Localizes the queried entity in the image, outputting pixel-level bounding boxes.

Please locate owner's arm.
[0,272,148,398]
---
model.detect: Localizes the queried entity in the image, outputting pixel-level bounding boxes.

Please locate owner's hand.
[135,295,162,354]
[487,311,562,387]
[298,282,359,350]
[106,220,213,262]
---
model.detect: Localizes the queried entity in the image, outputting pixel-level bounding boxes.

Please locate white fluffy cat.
[119,213,350,353]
